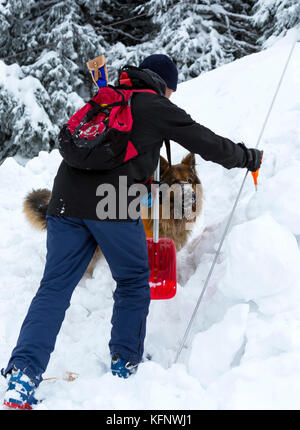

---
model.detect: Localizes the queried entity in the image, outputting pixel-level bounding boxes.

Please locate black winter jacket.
[47,68,247,221]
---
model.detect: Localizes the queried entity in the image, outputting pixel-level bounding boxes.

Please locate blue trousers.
[3,215,151,386]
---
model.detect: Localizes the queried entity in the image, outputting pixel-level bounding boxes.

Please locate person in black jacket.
[46,57,262,221]
[2,54,262,409]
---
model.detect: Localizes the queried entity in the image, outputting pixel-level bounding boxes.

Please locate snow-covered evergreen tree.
[0,0,111,160]
[0,0,299,163]
[0,59,57,160]
[0,0,159,162]
[252,0,300,46]
[136,0,258,81]
[82,0,157,47]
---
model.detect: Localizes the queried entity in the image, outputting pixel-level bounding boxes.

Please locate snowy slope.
[0,32,300,410]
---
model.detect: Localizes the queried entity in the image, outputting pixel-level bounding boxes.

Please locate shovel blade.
[147,238,177,300]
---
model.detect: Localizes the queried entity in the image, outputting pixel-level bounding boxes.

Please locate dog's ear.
[181,153,196,171]
[160,155,169,177]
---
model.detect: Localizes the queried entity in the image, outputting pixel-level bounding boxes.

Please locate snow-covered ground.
[0,32,300,410]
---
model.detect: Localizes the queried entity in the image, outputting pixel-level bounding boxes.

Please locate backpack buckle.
[119,72,132,87]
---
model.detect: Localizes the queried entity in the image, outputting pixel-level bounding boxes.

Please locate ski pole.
[174,36,298,365]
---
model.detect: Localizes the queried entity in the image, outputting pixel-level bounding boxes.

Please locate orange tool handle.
[251,153,263,188]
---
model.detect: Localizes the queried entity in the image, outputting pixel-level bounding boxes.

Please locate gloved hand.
[238,143,263,172]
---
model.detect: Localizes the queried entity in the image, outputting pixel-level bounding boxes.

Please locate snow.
[188,304,249,387]
[247,164,300,234]
[220,213,300,302]
[1,32,300,410]
[0,60,53,129]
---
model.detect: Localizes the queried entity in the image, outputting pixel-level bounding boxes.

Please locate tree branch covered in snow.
[252,0,300,46]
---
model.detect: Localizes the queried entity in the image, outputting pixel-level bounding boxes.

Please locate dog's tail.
[23,188,51,230]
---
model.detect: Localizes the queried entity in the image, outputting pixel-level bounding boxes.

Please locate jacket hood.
[117,65,167,96]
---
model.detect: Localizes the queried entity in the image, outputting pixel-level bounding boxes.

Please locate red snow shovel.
[147,158,177,300]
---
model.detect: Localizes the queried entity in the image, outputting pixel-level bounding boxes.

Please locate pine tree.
[0,0,156,162]
[82,0,157,47]
[0,0,299,163]
[136,0,258,81]
[252,0,300,46]
[0,0,110,161]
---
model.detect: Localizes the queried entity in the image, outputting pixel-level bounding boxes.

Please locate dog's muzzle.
[170,181,196,220]
[141,180,196,218]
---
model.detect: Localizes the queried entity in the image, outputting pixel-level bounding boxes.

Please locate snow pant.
[3,215,151,387]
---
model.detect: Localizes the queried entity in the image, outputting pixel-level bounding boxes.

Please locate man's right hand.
[238,143,263,172]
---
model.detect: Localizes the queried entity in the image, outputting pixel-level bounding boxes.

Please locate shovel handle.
[153,157,160,244]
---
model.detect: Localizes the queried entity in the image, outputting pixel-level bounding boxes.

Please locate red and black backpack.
[58,71,157,171]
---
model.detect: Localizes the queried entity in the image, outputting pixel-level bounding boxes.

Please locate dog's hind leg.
[85,246,103,276]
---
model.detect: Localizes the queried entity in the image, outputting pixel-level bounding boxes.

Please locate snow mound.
[220,213,300,302]
[247,164,300,234]
[188,304,249,387]
[208,351,300,410]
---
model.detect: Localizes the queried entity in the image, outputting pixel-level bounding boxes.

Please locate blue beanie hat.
[139,54,178,91]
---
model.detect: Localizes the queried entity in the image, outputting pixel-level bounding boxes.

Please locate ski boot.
[111,354,138,379]
[3,367,38,410]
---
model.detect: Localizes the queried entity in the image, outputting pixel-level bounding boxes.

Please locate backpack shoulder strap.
[165,139,172,167]
[131,89,157,95]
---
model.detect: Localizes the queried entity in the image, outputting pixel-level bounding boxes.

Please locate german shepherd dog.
[141,153,202,250]
[23,152,202,275]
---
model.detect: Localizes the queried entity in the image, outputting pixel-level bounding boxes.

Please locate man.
[2,54,262,409]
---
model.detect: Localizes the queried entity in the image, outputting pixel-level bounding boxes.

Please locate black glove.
[238,143,263,172]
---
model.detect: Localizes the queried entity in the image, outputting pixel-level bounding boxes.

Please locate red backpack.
[58,75,156,171]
